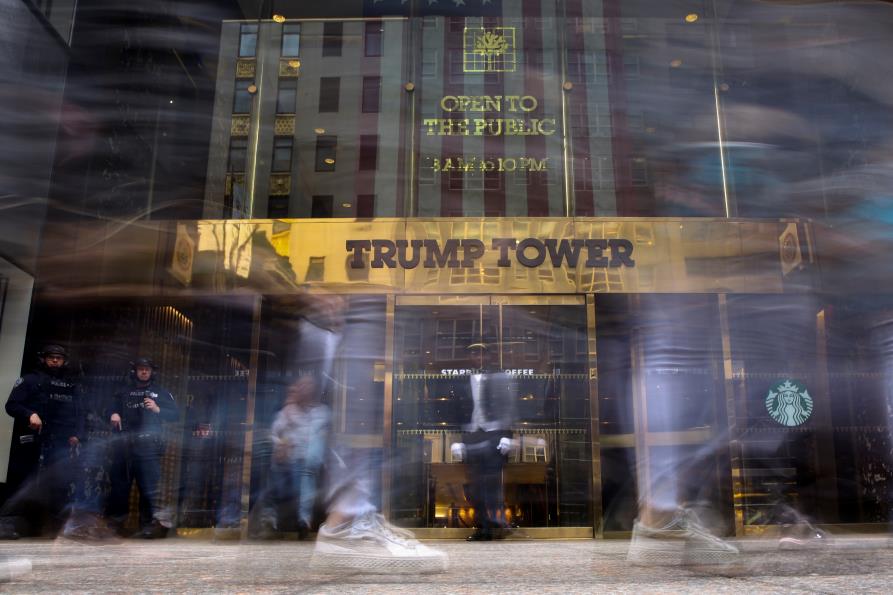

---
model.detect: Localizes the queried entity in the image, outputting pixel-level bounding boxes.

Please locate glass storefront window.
[392,301,591,530]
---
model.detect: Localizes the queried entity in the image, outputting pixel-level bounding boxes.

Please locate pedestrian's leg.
[133,437,165,537]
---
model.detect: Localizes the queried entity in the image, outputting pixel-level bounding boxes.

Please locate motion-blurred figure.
[1,345,86,539]
[624,300,739,566]
[107,357,178,538]
[293,295,447,573]
[450,342,517,541]
[265,375,330,539]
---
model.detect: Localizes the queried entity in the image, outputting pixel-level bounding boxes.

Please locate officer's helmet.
[38,344,68,365]
[130,357,158,380]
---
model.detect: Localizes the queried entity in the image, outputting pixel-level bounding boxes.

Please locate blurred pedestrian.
[267,375,330,538]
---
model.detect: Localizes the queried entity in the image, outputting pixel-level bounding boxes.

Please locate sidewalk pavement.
[1,536,892,593]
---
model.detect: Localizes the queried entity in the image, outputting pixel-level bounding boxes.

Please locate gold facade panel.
[233,219,406,291]
[268,174,291,196]
[224,173,245,196]
[45,218,792,297]
[396,295,490,306]
[278,59,299,77]
[235,59,255,78]
[402,219,578,294]
[231,115,250,136]
[274,115,295,136]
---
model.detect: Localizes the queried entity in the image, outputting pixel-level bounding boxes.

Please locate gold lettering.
[523,158,548,171]
[432,155,550,172]
[482,96,501,112]
[519,96,538,112]
[441,96,459,112]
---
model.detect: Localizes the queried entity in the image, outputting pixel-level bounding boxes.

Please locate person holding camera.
[107,357,178,538]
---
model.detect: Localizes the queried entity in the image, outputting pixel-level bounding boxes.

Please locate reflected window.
[267,195,289,218]
[318,77,340,113]
[272,137,293,172]
[277,79,297,113]
[233,80,252,114]
[422,51,438,78]
[311,195,333,217]
[358,135,378,171]
[315,135,337,171]
[631,158,649,187]
[281,23,301,57]
[228,138,247,172]
[365,21,383,57]
[362,76,381,113]
[239,23,258,58]
[323,22,343,57]
[357,194,375,218]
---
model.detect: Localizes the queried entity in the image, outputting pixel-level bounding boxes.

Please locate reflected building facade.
[4,0,893,539]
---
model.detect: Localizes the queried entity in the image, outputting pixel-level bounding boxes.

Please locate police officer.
[2,345,86,539]
[107,357,178,538]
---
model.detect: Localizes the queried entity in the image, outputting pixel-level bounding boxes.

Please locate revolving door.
[389,296,596,537]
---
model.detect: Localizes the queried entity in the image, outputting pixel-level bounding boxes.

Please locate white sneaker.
[310,512,448,574]
[627,508,739,566]
[0,558,32,583]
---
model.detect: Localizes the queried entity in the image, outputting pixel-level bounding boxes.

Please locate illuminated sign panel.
[421,25,560,184]
[345,238,635,270]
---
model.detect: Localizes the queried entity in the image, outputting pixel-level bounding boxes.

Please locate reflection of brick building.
[205,19,407,219]
[205,8,629,219]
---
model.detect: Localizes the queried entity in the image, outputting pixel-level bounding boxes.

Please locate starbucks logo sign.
[765,379,813,427]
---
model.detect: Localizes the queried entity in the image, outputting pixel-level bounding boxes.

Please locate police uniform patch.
[14,377,23,388]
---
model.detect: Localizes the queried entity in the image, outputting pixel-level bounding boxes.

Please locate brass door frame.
[387,293,597,538]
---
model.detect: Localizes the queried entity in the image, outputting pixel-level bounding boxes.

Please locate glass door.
[390,296,592,535]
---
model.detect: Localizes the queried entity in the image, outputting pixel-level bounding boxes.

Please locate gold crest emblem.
[464,27,516,73]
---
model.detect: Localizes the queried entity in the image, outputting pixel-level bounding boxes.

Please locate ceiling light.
[247,84,258,94]
[272,14,286,23]
[341,202,352,208]
[314,128,325,134]
[670,59,683,68]
[685,13,699,23]
[324,158,335,164]
[288,59,301,68]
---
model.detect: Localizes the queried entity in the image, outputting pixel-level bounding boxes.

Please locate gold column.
[381,294,396,518]
[718,294,745,536]
[586,294,604,537]
[628,295,651,525]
